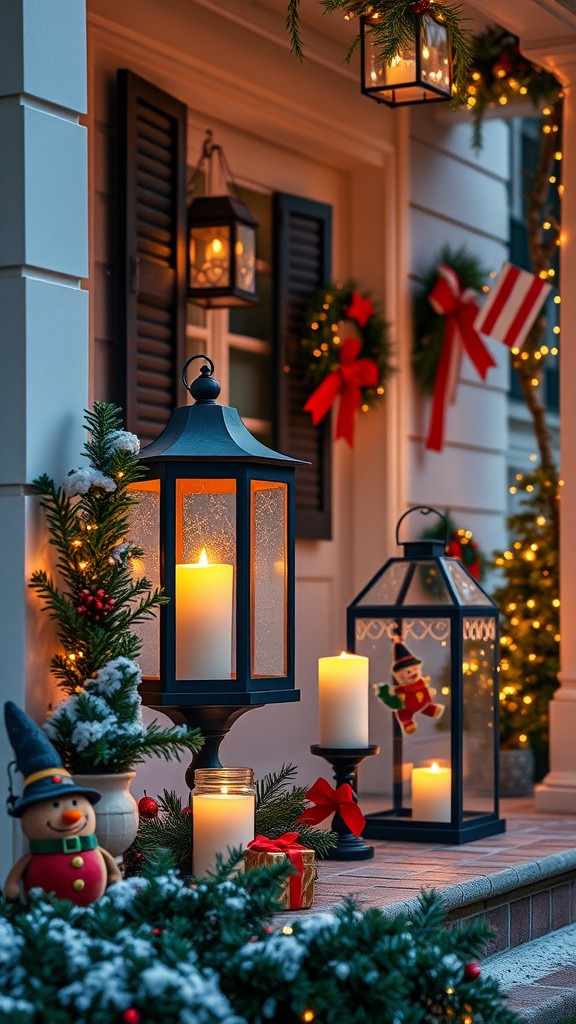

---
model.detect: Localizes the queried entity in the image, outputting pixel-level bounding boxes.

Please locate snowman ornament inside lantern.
[3,702,121,904]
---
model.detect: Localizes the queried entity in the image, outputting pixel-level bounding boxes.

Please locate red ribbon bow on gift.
[247,832,307,908]
[304,337,379,447]
[426,264,496,452]
[296,778,366,836]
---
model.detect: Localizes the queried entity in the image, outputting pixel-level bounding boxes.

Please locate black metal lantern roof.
[140,356,305,466]
[187,194,258,231]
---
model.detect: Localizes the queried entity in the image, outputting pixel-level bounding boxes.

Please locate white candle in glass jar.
[411,762,452,822]
[318,651,369,748]
[175,547,233,679]
[192,791,255,877]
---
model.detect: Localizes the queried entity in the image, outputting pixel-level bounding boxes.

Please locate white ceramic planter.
[74,771,139,858]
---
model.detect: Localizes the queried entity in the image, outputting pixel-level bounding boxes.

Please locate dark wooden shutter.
[273,193,333,540]
[117,70,187,444]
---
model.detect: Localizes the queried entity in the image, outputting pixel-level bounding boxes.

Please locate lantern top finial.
[396,506,447,559]
[182,354,222,405]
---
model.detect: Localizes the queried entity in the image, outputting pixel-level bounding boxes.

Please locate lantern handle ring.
[181,354,221,404]
[395,506,448,547]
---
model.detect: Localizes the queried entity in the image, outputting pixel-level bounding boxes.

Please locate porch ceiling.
[466,0,576,69]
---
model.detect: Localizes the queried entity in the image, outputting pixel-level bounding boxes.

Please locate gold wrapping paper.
[243,847,315,910]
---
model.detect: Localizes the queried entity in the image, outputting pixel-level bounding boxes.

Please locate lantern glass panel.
[420,17,451,95]
[356,561,410,605]
[235,223,256,294]
[354,614,452,814]
[251,480,288,677]
[442,560,493,606]
[364,29,416,91]
[189,225,231,290]
[403,563,453,605]
[175,479,236,681]
[126,479,161,679]
[462,617,497,810]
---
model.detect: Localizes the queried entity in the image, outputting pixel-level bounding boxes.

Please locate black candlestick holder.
[311,744,380,860]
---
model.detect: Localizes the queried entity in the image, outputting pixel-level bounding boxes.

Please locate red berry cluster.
[76,588,115,621]
[410,0,433,14]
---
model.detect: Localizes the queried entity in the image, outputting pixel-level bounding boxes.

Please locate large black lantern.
[360,12,452,107]
[127,355,301,771]
[188,131,258,308]
[347,507,505,843]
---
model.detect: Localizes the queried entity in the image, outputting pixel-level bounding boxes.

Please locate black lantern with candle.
[127,355,301,775]
[347,507,505,843]
[360,12,452,107]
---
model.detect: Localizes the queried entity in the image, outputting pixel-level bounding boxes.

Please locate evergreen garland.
[286,1,473,102]
[466,26,562,150]
[30,403,168,693]
[412,245,489,394]
[0,851,521,1024]
[125,765,337,874]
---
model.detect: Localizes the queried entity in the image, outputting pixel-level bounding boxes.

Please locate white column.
[0,0,88,880]
[535,57,576,811]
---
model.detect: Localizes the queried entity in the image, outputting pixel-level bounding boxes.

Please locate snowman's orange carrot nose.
[62,809,83,824]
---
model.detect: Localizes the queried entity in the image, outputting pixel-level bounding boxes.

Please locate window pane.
[229,347,273,422]
[229,271,272,340]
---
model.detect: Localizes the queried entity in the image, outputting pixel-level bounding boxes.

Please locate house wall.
[85,0,512,802]
[86,0,405,797]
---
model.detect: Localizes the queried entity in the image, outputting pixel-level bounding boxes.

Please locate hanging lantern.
[127,355,301,772]
[188,131,258,307]
[360,12,452,107]
[347,507,505,843]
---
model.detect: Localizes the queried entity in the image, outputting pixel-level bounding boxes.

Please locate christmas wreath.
[421,510,486,581]
[412,246,492,451]
[467,26,562,149]
[301,281,393,446]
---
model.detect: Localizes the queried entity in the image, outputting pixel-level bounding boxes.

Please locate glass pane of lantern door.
[354,615,452,820]
[175,479,236,681]
[420,17,450,96]
[126,479,161,679]
[251,480,287,677]
[235,223,256,294]
[462,616,498,813]
[190,225,231,291]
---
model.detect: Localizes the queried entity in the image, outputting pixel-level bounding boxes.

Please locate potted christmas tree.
[30,404,202,855]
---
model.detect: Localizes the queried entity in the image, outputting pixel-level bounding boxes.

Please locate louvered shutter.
[273,193,333,540]
[116,70,187,444]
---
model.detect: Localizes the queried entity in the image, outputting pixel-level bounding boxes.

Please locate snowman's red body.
[24,846,108,906]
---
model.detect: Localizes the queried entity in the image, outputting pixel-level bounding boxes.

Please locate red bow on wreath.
[426,264,496,452]
[296,778,366,836]
[304,337,379,447]
[247,832,308,906]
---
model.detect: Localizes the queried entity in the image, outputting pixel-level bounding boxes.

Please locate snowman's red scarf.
[28,834,99,854]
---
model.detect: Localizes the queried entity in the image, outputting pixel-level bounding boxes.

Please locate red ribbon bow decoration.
[304,337,379,447]
[296,778,366,837]
[246,832,308,907]
[426,264,496,453]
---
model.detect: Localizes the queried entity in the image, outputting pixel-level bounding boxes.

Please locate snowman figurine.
[375,636,445,735]
[3,701,121,904]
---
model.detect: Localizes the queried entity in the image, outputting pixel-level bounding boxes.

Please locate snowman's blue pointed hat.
[4,702,101,818]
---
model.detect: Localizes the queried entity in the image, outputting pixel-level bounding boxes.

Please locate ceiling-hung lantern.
[187,130,258,308]
[360,8,452,107]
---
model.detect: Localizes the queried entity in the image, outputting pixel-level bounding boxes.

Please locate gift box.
[244,833,315,910]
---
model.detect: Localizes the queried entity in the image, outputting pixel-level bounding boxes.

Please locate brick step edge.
[483,922,576,1022]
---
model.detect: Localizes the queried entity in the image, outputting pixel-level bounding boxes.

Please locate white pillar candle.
[175,547,233,679]
[192,792,255,876]
[318,651,369,748]
[411,763,452,822]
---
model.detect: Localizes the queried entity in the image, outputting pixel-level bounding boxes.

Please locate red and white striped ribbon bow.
[474,262,552,350]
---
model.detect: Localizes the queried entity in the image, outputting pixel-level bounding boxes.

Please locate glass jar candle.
[192,767,255,876]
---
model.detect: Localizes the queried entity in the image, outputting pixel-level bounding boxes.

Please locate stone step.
[484,923,576,1023]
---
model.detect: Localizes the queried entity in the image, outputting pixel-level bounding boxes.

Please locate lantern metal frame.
[132,355,301,774]
[347,507,505,844]
[187,130,258,308]
[360,14,452,108]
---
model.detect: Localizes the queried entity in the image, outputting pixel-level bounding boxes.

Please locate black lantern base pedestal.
[311,744,380,860]
[155,705,259,786]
